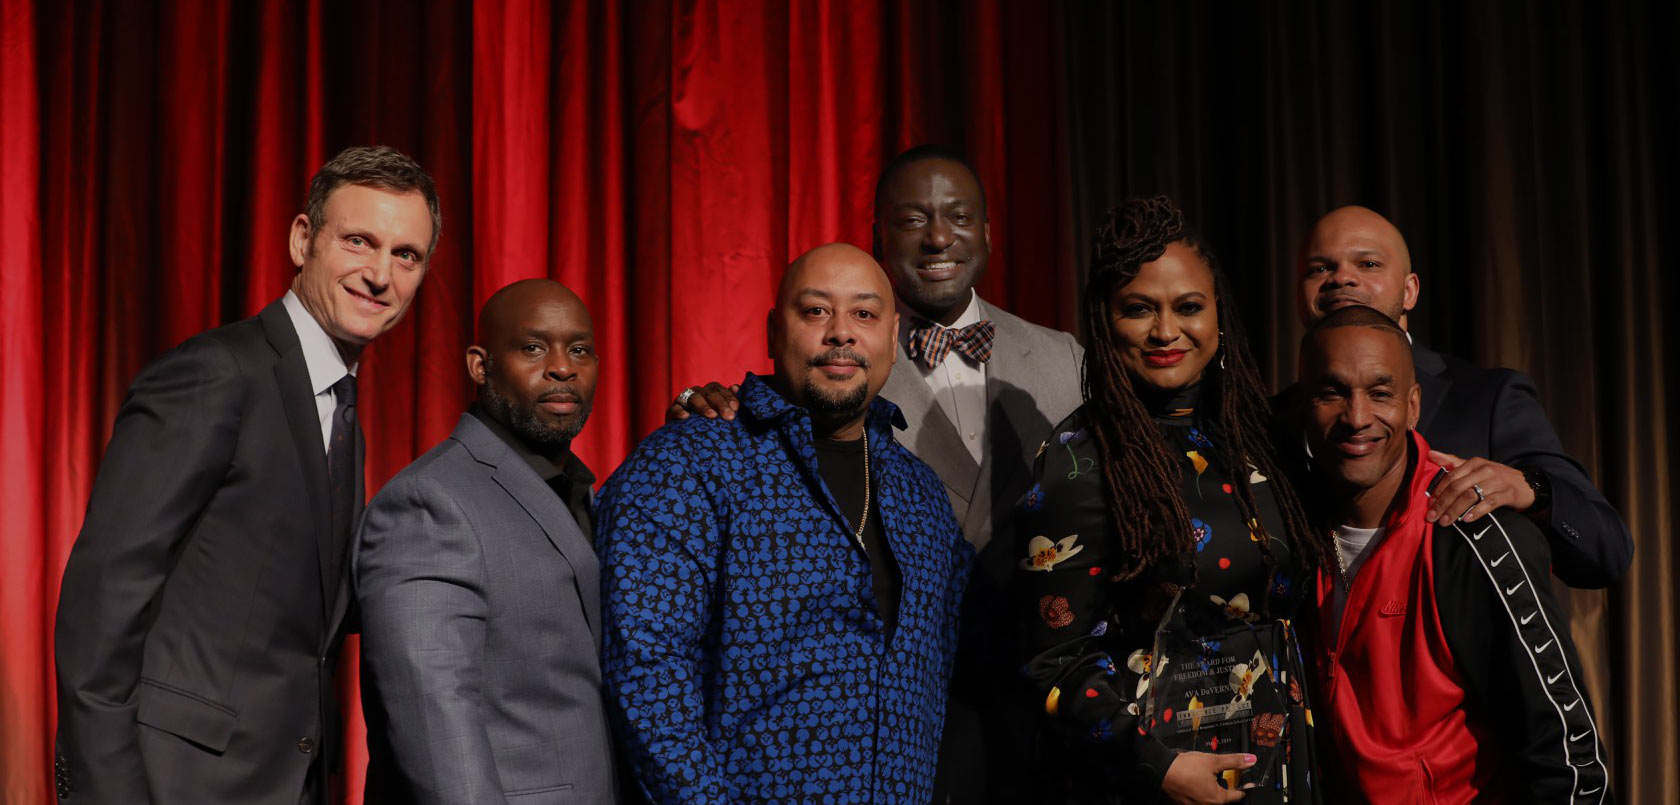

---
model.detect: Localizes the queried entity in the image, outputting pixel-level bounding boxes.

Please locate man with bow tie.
[671,145,1083,803]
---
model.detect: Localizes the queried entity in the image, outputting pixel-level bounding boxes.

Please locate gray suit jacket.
[882,298,1083,803]
[881,297,1084,553]
[354,413,615,805]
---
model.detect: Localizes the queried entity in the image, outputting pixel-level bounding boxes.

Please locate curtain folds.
[1,1,1672,802]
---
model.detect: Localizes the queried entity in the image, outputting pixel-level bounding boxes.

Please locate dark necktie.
[326,374,360,592]
[906,319,996,370]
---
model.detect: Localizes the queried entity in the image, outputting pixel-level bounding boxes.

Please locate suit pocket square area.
[1378,599,1408,617]
[135,679,239,752]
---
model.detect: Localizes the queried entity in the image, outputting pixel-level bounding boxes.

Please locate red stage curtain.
[0,1,1063,800]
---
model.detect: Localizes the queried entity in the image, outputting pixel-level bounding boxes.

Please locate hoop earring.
[1217,330,1226,370]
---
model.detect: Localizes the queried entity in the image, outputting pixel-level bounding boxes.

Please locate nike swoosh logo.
[1564,699,1580,711]
[1506,580,1527,595]
[1573,760,1599,767]
[1571,730,1591,742]
[1580,786,1602,794]
[1548,670,1566,684]
[1490,551,1510,567]
[1472,525,1490,541]
[1533,639,1554,653]
[1522,612,1537,625]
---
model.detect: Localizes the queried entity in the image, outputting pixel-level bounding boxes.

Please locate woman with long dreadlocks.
[1014,196,1325,804]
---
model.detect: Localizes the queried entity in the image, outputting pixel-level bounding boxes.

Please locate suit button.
[297,737,314,754]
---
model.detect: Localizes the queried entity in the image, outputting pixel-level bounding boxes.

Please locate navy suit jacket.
[1409,344,1631,588]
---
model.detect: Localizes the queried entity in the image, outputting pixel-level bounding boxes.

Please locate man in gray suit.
[354,279,615,804]
[671,146,1084,802]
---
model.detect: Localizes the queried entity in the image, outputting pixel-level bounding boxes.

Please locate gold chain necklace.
[1331,530,1351,593]
[853,440,871,547]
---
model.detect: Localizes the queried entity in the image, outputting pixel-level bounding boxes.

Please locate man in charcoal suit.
[54,146,439,804]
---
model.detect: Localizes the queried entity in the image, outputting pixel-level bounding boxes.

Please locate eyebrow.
[1306,248,1385,263]
[796,289,884,302]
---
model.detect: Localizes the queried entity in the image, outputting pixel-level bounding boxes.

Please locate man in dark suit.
[354,279,617,804]
[1288,205,1631,588]
[53,146,440,804]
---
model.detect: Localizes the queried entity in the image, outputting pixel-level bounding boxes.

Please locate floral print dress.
[1015,395,1318,803]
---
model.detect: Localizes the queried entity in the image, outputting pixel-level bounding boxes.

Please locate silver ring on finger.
[1472,483,1486,504]
[675,386,698,407]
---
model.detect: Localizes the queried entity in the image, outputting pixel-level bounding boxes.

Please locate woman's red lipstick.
[1143,349,1188,367]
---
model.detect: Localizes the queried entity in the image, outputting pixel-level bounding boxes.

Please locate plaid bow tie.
[907,319,995,369]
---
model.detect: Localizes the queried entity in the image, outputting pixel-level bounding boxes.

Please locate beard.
[801,347,871,421]
[481,381,591,454]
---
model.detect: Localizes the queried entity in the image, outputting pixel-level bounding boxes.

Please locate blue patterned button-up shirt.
[597,373,972,804]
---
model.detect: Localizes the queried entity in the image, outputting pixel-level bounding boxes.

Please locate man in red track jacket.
[1295,305,1612,803]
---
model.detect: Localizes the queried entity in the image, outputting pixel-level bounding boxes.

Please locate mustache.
[537,387,583,404]
[807,348,870,369]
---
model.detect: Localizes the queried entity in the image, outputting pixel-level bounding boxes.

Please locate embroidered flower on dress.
[1021,534,1084,571]
[1021,483,1045,512]
[1210,593,1259,623]
[1187,450,1209,475]
[1229,649,1270,702]
[1191,518,1212,552]
[1038,595,1074,628]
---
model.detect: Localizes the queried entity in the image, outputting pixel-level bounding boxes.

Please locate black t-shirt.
[814,435,900,639]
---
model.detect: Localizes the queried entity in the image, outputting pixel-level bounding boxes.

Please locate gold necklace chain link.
[853,439,871,547]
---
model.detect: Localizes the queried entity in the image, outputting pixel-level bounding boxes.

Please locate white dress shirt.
[281,290,358,452]
[898,290,988,464]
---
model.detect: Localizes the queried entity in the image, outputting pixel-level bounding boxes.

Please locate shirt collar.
[467,405,595,487]
[896,289,983,348]
[737,372,908,433]
[282,290,356,395]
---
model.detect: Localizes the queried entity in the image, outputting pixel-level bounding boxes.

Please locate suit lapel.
[1413,344,1450,437]
[974,301,1048,544]
[881,339,980,504]
[459,416,603,640]
[261,303,338,623]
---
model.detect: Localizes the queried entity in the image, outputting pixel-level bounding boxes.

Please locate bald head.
[476,278,589,345]
[468,278,597,454]
[768,243,899,437]
[778,243,894,306]
[1297,205,1419,328]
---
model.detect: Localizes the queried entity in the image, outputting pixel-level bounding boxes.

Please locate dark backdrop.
[2,1,1673,801]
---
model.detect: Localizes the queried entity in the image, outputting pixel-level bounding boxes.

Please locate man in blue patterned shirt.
[597,243,974,803]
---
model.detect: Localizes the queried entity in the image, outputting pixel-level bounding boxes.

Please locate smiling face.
[1297,206,1419,328]
[1300,324,1421,497]
[873,158,991,325]
[289,183,434,359]
[1107,242,1220,393]
[467,280,598,454]
[768,243,899,427]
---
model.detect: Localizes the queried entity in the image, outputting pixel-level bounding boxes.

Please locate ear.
[1406,381,1422,429]
[1402,272,1420,314]
[982,220,992,254]
[887,311,901,366]
[288,214,312,269]
[465,345,490,386]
